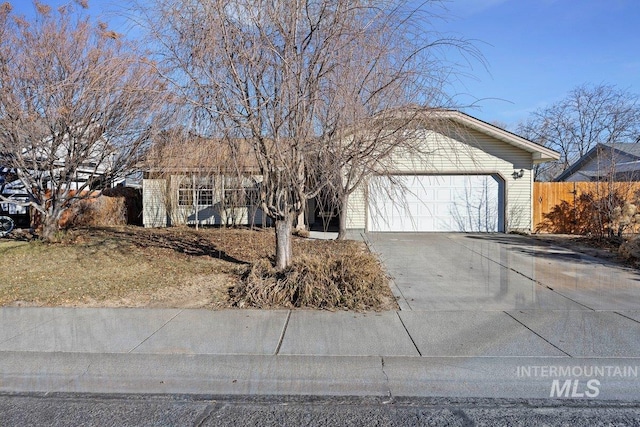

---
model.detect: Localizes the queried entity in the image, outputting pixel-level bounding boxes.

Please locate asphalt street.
[2,394,640,426]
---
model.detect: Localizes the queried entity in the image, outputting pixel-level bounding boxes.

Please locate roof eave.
[532,152,559,164]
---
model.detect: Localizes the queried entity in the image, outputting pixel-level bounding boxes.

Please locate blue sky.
[10,0,640,129]
[438,0,640,127]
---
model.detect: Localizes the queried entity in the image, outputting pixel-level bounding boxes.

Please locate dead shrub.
[229,241,393,310]
[103,186,143,225]
[63,195,127,228]
[619,237,640,261]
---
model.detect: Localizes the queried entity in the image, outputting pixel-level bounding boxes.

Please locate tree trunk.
[336,194,349,240]
[40,214,59,242]
[37,199,66,242]
[192,174,199,230]
[295,207,305,231]
[275,214,294,270]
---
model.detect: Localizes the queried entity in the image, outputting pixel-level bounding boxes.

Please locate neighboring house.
[142,111,560,233]
[0,133,119,228]
[11,126,118,190]
[554,143,640,182]
[0,167,30,227]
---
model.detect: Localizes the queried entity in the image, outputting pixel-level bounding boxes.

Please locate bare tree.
[0,1,166,240]
[314,110,424,239]
[517,83,640,181]
[138,0,480,267]
[298,2,484,240]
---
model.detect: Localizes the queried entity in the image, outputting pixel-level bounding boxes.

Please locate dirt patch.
[0,226,396,311]
[531,234,629,265]
[73,274,232,309]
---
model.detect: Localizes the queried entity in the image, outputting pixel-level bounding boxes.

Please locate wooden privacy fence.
[533,182,640,234]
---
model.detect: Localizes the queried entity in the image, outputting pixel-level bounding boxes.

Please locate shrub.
[291,227,310,238]
[229,241,393,310]
[536,189,640,238]
[62,194,127,228]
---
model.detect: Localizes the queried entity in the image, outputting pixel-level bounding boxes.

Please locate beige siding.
[142,179,167,227]
[346,185,367,229]
[347,128,534,232]
[144,174,266,227]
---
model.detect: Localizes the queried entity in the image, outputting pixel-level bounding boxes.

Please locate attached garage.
[345,111,560,234]
[368,174,505,232]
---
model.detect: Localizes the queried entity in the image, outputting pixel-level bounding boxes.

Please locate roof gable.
[373,109,560,163]
[555,143,640,181]
[436,111,560,163]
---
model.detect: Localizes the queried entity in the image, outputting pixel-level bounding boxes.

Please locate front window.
[223,177,259,208]
[177,187,193,206]
[223,187,258,207]
[177,178,215,206]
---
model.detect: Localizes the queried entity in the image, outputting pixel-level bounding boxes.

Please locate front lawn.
[0,226,396,311]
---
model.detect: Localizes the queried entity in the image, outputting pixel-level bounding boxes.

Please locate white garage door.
[368,175,504,232]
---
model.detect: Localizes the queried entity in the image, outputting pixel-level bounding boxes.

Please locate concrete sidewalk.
[2,307,640,400]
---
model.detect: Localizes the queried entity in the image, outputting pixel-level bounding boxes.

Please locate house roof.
[144,110,561,175]
[371,108,560,163]
[433,110,561,163]
[606,143,640,158]
[554,143,640,181]
[143,134,261,174]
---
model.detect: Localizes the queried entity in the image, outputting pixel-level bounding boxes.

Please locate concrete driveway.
[367,232,640,312]
[366,233,640,375]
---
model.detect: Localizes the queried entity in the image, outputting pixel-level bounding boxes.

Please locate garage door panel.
[418,189,432,201]
[435,203,450,216]
[368,175,504,232]
[436,189,450,201]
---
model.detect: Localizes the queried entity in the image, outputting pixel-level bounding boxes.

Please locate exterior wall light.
[512,169,524,179]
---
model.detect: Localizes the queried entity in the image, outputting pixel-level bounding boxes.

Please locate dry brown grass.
[0,228,234,308]
[0,226,396,311]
